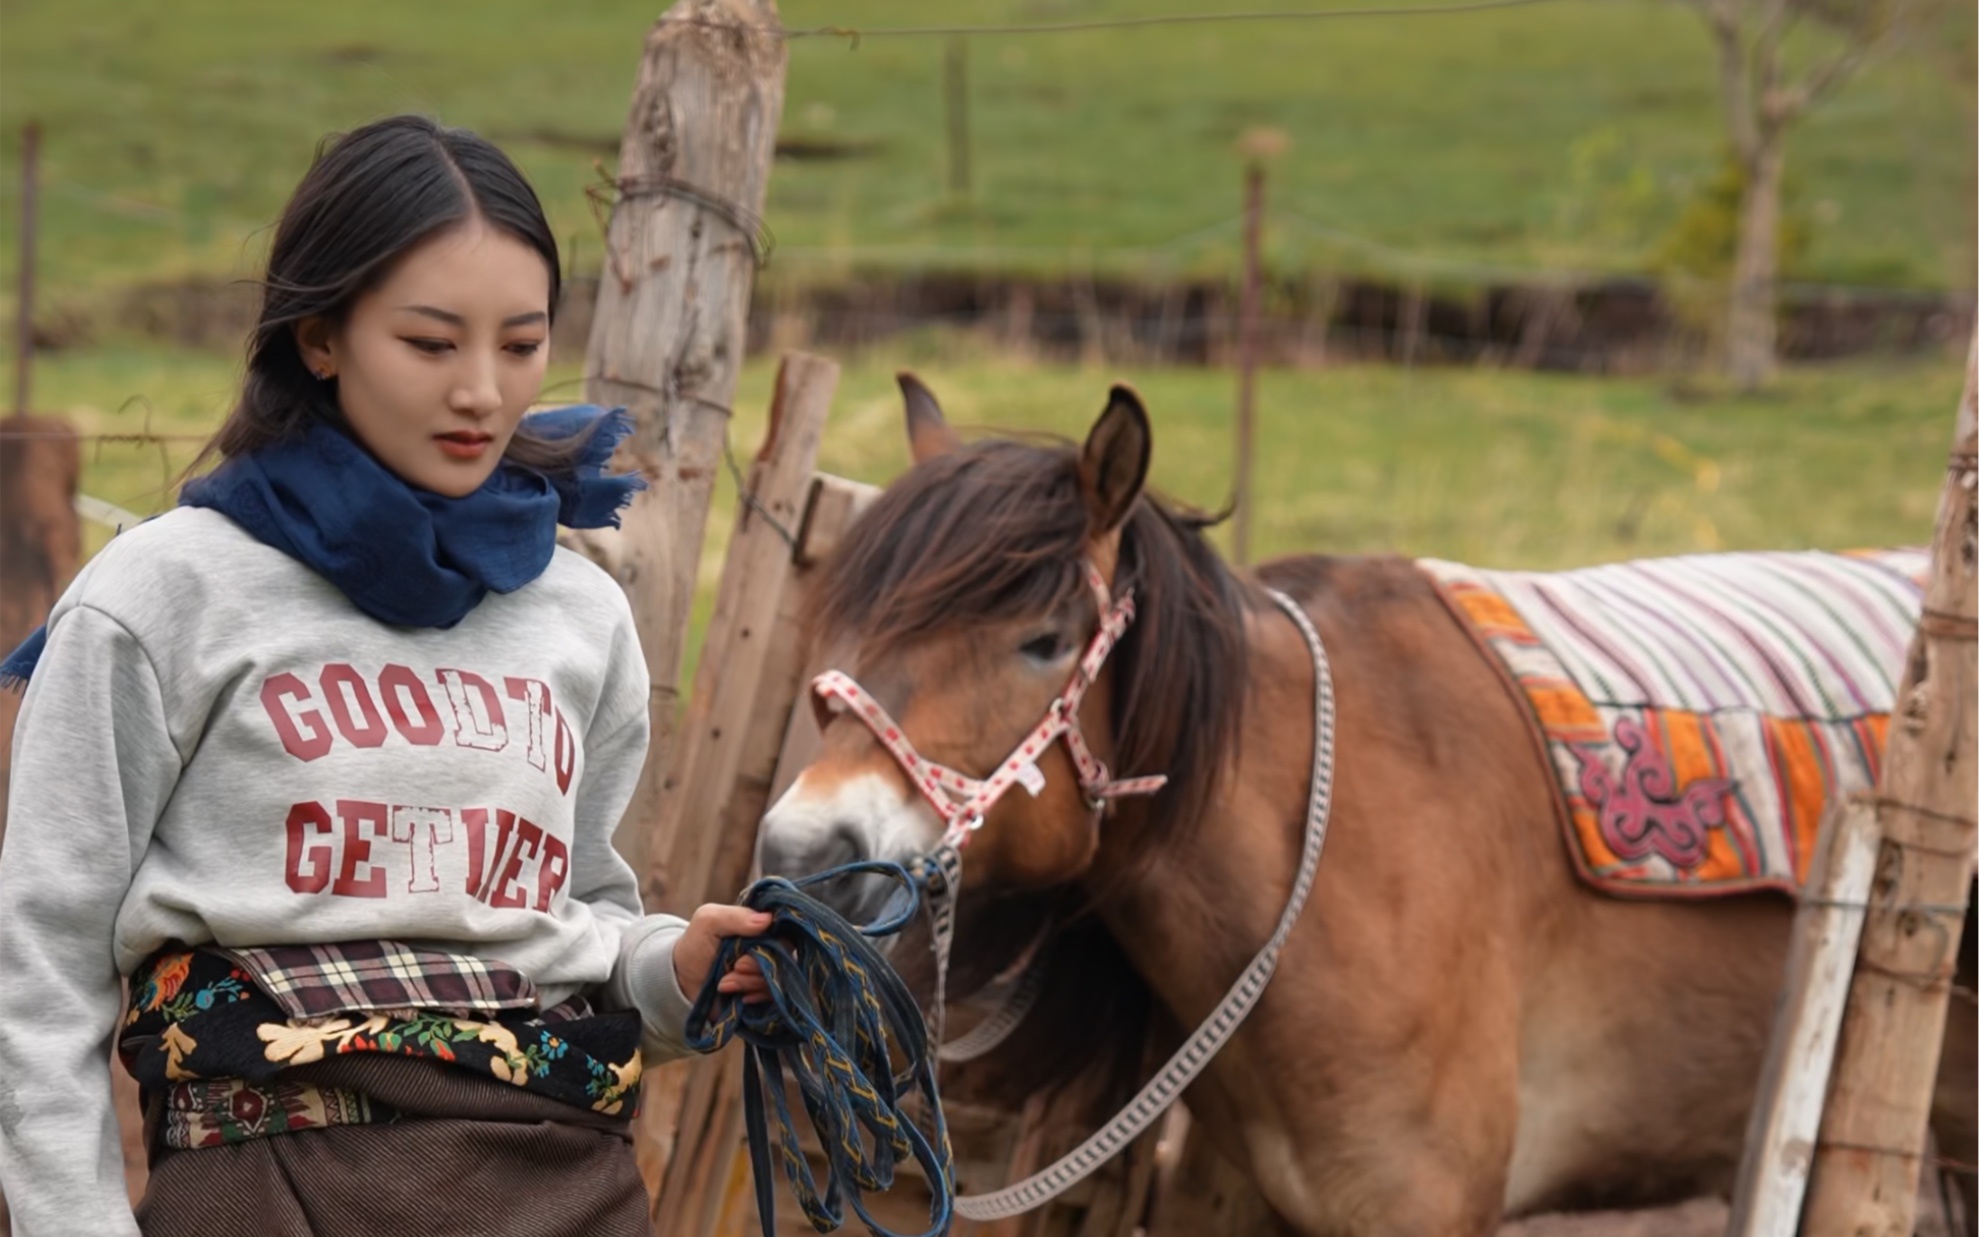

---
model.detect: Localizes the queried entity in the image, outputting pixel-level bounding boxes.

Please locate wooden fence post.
[1231,155,1265,568]
[1727,796,1884,1237]
[1802,332,1978,1236]
[580,0,786,902]
[635,353,838,1210]
[698,474,885,1237]
[0,416,80,842]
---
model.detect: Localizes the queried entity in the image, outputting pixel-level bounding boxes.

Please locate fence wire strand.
[655,0,1571,42]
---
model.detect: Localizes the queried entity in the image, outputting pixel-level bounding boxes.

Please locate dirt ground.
[1498,1186,1964,1237]
[1498,1198,1728,1237]
[0,1073,1947,1236]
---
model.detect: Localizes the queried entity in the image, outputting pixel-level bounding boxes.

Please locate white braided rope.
[937,945,1051,1063]
[952,587,1337,1221]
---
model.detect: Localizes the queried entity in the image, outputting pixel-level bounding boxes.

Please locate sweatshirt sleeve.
[575,703,698,1063]
[607,914,697,1064]
[576,596,701,1064]
[0,605,185,1237]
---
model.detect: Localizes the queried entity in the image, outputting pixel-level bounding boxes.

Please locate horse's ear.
[1079,384,1151,536]
[899,371,962,464]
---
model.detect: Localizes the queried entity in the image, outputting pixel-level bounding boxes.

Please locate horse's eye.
[1019,633,1067,662]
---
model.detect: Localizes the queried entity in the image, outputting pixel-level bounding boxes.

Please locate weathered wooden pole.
[1,119,75,848]
[1802,332,1978,1236]
[944,35,971,197]
[1726,796,1883,1237]
[665,474,893,1237]
[0,423,79,837]
[580,0,787,901]
[638,354,838,1219]
[1231,160,1263,567]
[13,121,37,416]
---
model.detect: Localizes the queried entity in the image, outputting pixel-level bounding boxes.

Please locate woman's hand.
[672,903,774,1004]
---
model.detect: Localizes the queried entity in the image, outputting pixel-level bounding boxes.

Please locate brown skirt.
[137,1054,654,1237]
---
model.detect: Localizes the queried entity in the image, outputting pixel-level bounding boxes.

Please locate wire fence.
[4,0,1971,482]
[652,0,1581,42]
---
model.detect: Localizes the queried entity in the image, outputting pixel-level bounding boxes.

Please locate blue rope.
[685,862,955,1237]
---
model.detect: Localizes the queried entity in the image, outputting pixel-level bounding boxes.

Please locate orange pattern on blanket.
[1657,712,1741,884]
[1528,685,1604,740]
[1764,716,1826,884]
[1449,589,1530,638]
[1420,551,1924,898]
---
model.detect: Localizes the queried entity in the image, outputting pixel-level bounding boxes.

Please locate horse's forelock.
[817,439,1093,651]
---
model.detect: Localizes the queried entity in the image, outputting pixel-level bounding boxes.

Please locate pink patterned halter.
[810,561,1169,851]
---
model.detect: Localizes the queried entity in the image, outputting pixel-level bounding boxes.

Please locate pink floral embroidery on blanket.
[1570,718,1736,871]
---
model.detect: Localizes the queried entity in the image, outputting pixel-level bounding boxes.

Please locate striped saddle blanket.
[1420,549,1927,896]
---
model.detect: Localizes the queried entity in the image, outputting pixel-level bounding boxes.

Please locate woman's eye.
[1019,633,1065,661]
[405,337,452,355]
[506,341,544,357]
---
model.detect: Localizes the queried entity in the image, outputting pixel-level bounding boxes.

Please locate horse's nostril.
[758,822,864,880]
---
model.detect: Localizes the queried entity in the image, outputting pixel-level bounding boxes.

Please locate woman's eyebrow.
[396,305,548,328]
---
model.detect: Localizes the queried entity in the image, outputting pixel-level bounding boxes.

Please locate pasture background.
[1,0,1973,670]
[0,0,1973,296]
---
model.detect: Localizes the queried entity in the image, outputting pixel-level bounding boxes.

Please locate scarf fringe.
[522,406,646,531]
[1,625,45,694]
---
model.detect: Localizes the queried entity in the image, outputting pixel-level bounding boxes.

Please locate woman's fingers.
[718,950,770,1002]
[718,968,772,1002]
[689,903,774,938]
[671,904,774,997]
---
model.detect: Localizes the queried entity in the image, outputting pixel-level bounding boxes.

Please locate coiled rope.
[685,862,955,1237]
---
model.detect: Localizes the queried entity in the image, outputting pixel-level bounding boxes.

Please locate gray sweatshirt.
[0,507,696,1236]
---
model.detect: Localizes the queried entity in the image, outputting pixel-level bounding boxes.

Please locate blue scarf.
[0,406,644,689]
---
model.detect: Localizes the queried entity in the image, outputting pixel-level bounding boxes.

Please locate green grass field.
[38,340,1961,660]
[1,0,1972,307]
[4,0,1968,674]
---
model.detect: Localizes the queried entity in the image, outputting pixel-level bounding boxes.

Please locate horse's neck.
[1090,600,1317,1030]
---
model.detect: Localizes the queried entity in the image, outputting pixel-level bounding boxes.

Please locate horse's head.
[756,374,1248,932]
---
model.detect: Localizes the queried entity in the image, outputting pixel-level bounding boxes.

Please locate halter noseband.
[810,562,1168,851]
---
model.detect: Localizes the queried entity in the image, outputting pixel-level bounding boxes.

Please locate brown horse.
[755,377,1977,1235]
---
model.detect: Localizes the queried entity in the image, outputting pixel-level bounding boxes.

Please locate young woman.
[0,115,769,1237]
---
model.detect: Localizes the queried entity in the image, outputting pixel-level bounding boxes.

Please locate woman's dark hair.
[191,114,586,479]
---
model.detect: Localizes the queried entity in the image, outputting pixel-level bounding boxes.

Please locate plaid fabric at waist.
[221,939,546,1022]
[122,942,643,1149]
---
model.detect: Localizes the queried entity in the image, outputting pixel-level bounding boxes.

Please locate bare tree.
[1688,0,1923,388]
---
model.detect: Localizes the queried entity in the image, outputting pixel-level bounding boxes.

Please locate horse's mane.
[816,436,1252,867]
[816,436,1253,1095]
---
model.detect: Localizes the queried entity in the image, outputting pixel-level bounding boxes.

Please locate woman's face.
[297,217,553,497]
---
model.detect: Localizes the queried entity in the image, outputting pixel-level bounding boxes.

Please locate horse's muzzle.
[756,824,898,927]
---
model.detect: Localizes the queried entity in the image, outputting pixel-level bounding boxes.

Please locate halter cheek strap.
[810,563,1168,852]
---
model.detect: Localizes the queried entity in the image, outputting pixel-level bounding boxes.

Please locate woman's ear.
[293,316,338,381]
